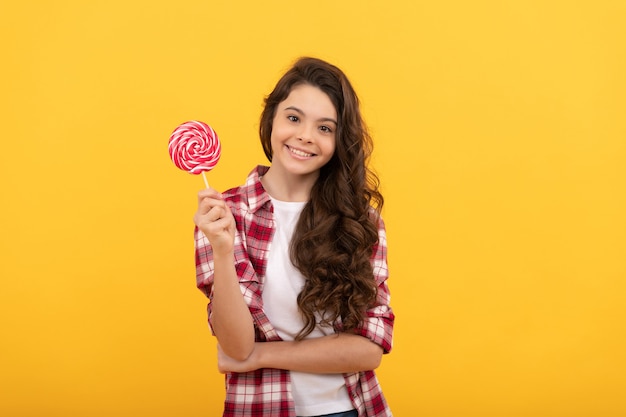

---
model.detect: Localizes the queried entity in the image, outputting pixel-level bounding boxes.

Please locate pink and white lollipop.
[168,120,221,187]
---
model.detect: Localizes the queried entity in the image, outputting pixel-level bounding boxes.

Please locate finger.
[206,202,231,221]
[205,216,233,234]
[195,205,233,233]
[197,195,228,216]
[197,188,223,205]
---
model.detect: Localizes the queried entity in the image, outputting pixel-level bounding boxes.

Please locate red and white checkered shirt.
[195,165,395,417]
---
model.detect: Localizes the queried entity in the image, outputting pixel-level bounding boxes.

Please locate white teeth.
[288,146,313,157]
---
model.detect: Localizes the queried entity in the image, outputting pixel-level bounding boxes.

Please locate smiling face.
[268,83,338,182]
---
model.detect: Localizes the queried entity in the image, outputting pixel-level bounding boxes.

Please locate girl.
[194,57,394,417]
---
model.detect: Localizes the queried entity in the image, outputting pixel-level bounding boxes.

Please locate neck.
[261,166,317,202]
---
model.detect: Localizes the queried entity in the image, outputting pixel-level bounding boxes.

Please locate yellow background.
[1,1,625,416]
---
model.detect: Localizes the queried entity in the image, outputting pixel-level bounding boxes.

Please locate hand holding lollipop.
[171,121,232,250]
[168,120,221,188]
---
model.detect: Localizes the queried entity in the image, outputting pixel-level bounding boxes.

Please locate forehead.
[280,84,337,117]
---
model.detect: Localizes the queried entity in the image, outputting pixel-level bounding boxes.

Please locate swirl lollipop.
[168,120,221,188]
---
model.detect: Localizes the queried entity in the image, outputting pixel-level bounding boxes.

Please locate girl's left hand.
[217,343,261,374]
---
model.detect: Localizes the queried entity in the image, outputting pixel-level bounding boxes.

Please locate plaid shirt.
[195,165,395,417]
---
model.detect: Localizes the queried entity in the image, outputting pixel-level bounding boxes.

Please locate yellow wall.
[1,1,624,416]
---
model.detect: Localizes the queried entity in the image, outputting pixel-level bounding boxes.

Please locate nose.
[297,123,314,143]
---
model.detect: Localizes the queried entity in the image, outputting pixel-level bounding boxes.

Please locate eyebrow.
[284,106,337,125]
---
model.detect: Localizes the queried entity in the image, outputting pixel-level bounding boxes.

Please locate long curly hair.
[259,57,384,339]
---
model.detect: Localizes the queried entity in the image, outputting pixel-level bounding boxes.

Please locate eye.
[287,115,299,122]
[319,125,333,134]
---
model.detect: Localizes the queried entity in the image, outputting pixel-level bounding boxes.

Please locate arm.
[215,213,395,373]
[194,188,255,361]
[217,333,383,374]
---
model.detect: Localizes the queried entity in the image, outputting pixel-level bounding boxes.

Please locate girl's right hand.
[193,188,236,256]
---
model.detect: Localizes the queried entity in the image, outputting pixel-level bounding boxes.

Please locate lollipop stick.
[202,171,209,189]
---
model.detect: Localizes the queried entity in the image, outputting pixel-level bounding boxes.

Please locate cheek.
[270,126,283,144]
[270,118,289,138]
[269,126,288,151]
[269,133,280,153]
[326,137,337,155]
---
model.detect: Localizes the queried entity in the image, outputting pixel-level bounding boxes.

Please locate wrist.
[252,342,269,369]
[213,248,234,259]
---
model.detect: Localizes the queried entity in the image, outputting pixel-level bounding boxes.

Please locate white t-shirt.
[263,197,354,416]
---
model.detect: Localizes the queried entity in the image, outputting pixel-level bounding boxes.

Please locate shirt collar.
[244,165,272,213]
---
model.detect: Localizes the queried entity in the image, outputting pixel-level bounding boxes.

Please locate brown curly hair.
[259,57,384,339]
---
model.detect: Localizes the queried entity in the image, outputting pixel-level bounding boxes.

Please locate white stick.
[202,171,209,189]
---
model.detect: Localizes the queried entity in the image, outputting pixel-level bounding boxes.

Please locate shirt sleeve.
[353,215,395,353]
[194,226,218,333]
[194,206,265,335]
